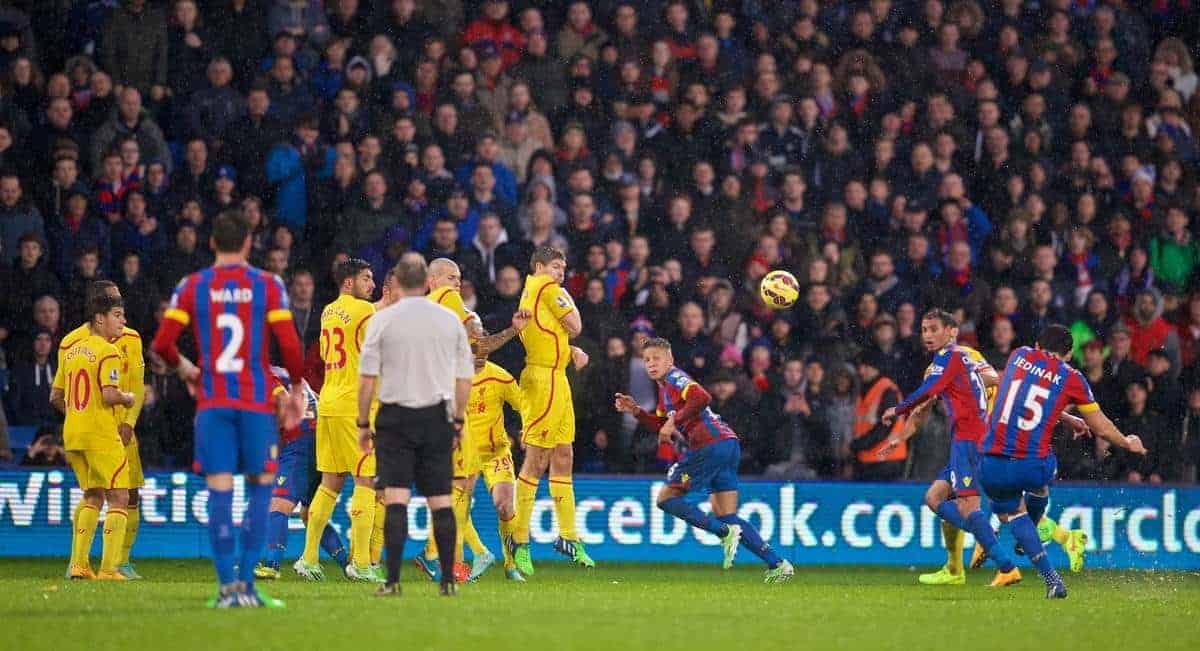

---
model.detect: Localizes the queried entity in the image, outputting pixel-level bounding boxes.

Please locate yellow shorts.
[316,416,376,477]
[519,366,574,449]
[453,438,481,479]
[126,438,144,488]
[67,447,131,491]
[477,446,515,490]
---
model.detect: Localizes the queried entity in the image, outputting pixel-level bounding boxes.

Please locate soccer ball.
[760,270,800,309]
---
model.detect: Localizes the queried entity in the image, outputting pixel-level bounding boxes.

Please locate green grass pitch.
[5,559,1199,651]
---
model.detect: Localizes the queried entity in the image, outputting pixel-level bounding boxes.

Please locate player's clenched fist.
[613,393,638,413]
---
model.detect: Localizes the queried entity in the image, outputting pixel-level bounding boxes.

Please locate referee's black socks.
[431,506,457,586]
[384,503,408,585]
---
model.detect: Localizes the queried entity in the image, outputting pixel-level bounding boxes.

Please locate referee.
[357,253,474,597]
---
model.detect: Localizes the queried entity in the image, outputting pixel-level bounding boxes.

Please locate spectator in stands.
[1109,378,1167,483]
[99,0,169,98]
[0,174,43,266]
[19,428,66,467]
[266,114,335,232]
[89,87,171,174]
[3,329,57,428]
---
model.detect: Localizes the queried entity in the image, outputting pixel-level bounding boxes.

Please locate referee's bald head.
[392,253,428,291]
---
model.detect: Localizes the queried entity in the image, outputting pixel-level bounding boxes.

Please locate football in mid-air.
[759,270,799,309]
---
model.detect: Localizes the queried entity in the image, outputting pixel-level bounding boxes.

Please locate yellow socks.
[72,503,100,568]
[303,485,338,564]
[498,514,515,568]
[370,498,385,566]
[119,504,139,566]
[549,475,577,541]
[943,521,964,574]
[99,509,128,573]
[1051,525,1070,545]
[464,518,487,556]
[514,475,539,544]
[349,485,376,567]
[424,531,439,560]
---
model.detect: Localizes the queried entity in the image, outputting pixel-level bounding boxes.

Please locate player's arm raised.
[474,308,530,357]
[880,394,931,457]
[883,351,959,424]
[614,393,668,433]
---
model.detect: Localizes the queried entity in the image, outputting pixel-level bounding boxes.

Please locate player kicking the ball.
[615,338,794,583]
[978,325,1146,598]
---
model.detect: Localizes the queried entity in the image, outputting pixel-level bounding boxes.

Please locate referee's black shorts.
[374,402,454,496]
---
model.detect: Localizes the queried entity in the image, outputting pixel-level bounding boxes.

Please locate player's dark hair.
[86,280,119,304]
[922,308,959,329]
[335,257,372,287]
[643,337,673,353]
[530,245,566,271]
[1037,324,1074,357]
[211,210,251,253]
[88,294,123,320]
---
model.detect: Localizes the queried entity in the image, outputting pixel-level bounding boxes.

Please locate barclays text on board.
[2,471,1199,569]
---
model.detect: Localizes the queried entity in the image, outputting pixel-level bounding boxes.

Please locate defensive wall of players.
[2,470,1198,570]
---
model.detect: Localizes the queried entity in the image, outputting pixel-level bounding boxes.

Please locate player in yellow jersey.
[295,258,380,582]
[51,294,136,580]
[464,354,527,582]
[52,280,146,580]
[413,258,494,583]
[510,246,593,576]
[363,268,401,577]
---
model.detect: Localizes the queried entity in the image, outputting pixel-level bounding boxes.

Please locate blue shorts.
[667,438,740,495]
[980,454,1058,515]
[194,408,279,476]
[273,435,317,504]
[937,439,982,498]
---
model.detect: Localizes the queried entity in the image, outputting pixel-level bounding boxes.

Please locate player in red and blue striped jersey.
[151,211,306,609]
[979,325,1146,599]
[255,368,350,580]
[615,338,794,583]
[882,310,1013,584]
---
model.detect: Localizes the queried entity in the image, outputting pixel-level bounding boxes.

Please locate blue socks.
[265,510,289,568]
[718,513,783,569]
[658,497,729,537]
[935,500,968,530]
[207,488,237,586]
[238,482,272,587]
[320,524,349,566]
[1012,513,1061,585]
[966,510,1014,572]
[1025,493,1049,526]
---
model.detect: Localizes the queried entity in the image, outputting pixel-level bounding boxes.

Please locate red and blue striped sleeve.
[895,348,960,415]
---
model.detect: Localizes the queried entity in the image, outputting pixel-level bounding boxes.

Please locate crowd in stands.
[1,0,1199,483]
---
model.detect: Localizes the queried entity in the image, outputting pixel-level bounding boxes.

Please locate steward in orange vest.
[851,350,906,481]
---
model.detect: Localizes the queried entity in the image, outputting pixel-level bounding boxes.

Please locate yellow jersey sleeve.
[539,282,575,321]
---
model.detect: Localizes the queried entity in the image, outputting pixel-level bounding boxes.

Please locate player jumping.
[152,210,307,608]
[978,325,1146,598]
[615,337,795,583]
[882,310,1014,586]
[510,247,593,576]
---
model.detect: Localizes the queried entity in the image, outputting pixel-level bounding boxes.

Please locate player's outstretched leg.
[715,514,790,582]
[965,510,1021,587]
[1024,493,1086,572]
[1010,512,1066,597]
[658,495,739,567]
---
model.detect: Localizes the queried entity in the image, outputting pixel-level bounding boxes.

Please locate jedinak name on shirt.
[209,288,254,304]
[1015,355,1063,385]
